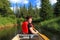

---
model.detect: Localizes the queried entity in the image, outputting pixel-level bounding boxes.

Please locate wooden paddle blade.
[34,28,49,40]
[38,33,49,40]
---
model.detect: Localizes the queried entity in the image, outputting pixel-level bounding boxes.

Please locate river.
[0,23,60,40]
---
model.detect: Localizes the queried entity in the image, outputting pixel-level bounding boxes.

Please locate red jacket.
[22,21,28,34]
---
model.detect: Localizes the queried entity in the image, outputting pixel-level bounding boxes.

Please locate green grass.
[0,17,16,26]
[40,17,60,26]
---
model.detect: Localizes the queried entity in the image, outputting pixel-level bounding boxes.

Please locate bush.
[0,17,16,26]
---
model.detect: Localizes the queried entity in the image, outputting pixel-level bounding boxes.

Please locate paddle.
[33,28,50,40]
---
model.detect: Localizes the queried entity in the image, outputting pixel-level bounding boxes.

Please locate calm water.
[0,23,60,40]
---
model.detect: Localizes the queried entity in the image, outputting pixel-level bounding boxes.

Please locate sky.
[9,0,57,10]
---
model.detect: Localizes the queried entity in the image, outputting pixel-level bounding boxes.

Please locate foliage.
[40,17,60,26]
[40,0,54,20]
[0,0,14,17]
[19,2,40,19]
[54,0,60,17]
[0,17,16,26]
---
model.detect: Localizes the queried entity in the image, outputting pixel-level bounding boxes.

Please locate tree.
[19,6,23,17]
[54,0,60,17]
[0,0,13,17]
[28,2,33,16]
[33,5,40,20]
[22,4,28,17]
[19,4,28,18]
[40,0,54,21]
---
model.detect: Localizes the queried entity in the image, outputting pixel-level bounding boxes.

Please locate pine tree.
[19,6,23,17]
[22,4,28,17]
[28,2,33,16]
[40,0,54,20]
[33,5,40,19]
[19,4,28,18]
[54,0,60,17]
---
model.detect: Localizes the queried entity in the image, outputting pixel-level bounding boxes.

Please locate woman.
[22,16,38,34]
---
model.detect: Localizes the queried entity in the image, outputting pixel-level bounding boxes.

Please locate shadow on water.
[16,18,22,34]
[41,26,60,40]
[0,26,18,40]
[0,18,22,40]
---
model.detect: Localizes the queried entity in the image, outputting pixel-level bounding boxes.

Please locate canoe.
[12,34,49,40]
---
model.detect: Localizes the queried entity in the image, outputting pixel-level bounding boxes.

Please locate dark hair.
[26,16,32,20]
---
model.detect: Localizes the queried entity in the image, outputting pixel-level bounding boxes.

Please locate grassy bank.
[0,16,16,28]
[0,16,17,40]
